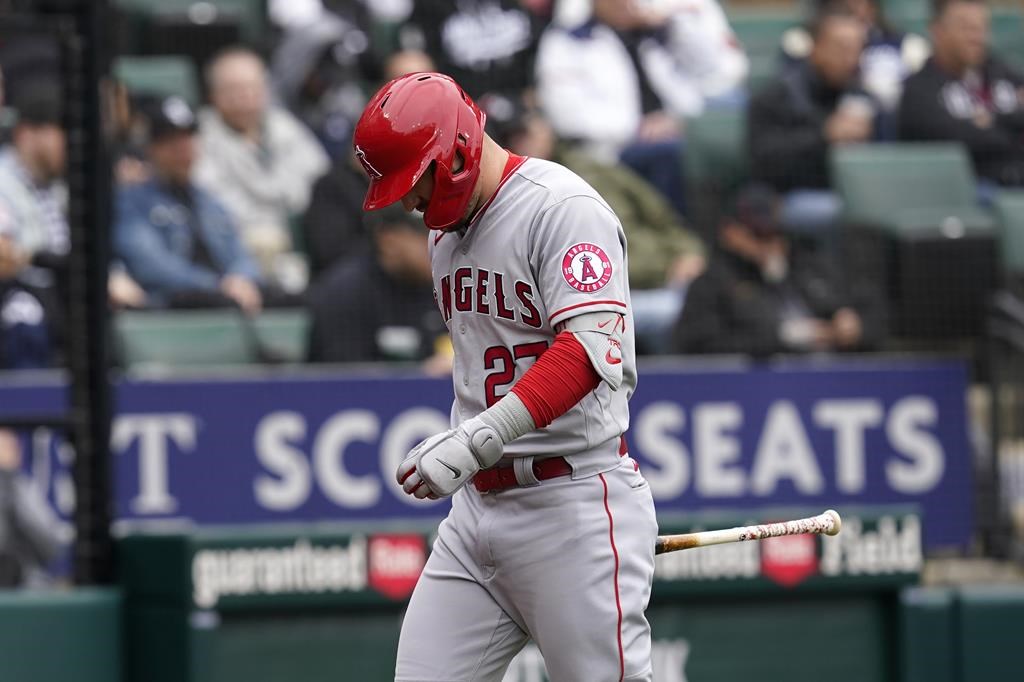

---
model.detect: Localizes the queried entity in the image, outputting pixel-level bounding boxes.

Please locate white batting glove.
[396,417,504,499]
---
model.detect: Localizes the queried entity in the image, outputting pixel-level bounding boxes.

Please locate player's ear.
[451,150,465,175]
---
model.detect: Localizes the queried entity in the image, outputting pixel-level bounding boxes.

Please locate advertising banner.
[4,359,971,547]
[118,508,920,682]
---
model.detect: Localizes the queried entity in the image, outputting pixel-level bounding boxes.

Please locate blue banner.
[4,358,972,548]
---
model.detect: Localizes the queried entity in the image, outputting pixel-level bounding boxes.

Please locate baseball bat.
[654,509,842,555]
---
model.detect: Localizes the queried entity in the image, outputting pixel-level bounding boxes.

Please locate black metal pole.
[59,0,114,585]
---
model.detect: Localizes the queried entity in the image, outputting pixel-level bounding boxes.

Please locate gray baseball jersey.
[431,157,637,459]
[396,156,657,682]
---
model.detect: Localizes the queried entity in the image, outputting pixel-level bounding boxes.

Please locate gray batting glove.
[396,417,503,499]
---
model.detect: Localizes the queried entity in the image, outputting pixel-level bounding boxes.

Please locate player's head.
[352,72,486,232]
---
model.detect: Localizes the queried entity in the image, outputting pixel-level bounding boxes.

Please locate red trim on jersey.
[466,152,527,230]
[433,152,526,244]
[509,331,600,429]
[600,472,626,682]
[549,300,627,325]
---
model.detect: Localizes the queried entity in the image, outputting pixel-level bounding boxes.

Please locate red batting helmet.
[353,72,486,231]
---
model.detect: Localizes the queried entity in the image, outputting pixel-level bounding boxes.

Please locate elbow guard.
[558,311,625,391]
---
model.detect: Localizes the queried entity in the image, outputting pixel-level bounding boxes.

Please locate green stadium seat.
[831,142,996,236]
[685,110,748,188]
[684,108,749,239]
[995,191,1024,276]
[114,55,200,106]
[830,143,998,339]
[729,10,803,56]
[114,0,267,48]
[251,309,311,364]
[879,0,930,33]
[727,10,803,92]
[115,310,253,368]
[992,5,1024,72]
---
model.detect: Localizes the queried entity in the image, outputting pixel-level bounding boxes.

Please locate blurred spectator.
[195,47,329,292]
[748,5,876,236]
[398,0,549,99]
[899,0,1024,189]
[307,204,448,368]
[0,83,68,282]
[783,0,930,118]
[536,0,747,217]
[271,10,373,160]
[0,82,144,368]
[115,96,265,314]
[483,93,707,289]
[671,184,882,357]
[301,148,372,282]
[382,48,437,83]
[0,428,62,588]
[0,66,13,145]
[298,48,438,281]
[109,83,153,187]
[481,91,705,352]
[0,29,59,112]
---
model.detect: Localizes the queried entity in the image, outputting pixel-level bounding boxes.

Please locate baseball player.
[353,72,658,682]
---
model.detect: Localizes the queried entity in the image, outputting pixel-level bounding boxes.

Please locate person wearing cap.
[306,203,450,368]
[0,82,69,280]
[0,81,144,369]
[114,96,265,313]
[670,183,883,357]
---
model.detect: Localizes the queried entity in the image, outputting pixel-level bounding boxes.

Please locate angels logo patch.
[562,243,613,293]
[354,144,383,179]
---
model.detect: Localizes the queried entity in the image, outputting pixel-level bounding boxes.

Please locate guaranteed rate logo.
[191,538,368,609]
[368,534,427,600]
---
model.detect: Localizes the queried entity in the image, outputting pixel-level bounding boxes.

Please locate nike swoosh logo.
[597,318,614,329]
[438,459,462,479]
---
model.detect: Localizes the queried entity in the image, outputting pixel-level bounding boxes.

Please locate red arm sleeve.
[510,331,601,429]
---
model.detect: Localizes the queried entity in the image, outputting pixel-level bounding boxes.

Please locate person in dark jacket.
[781,0,931,118]
[671,184,882,357]
[300,149,372,282]
[898,0,1024,188]
[307,205,449,367]
[748,5,876,235]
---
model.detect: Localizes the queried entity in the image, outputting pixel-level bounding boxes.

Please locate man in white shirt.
[195,47,329,290]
